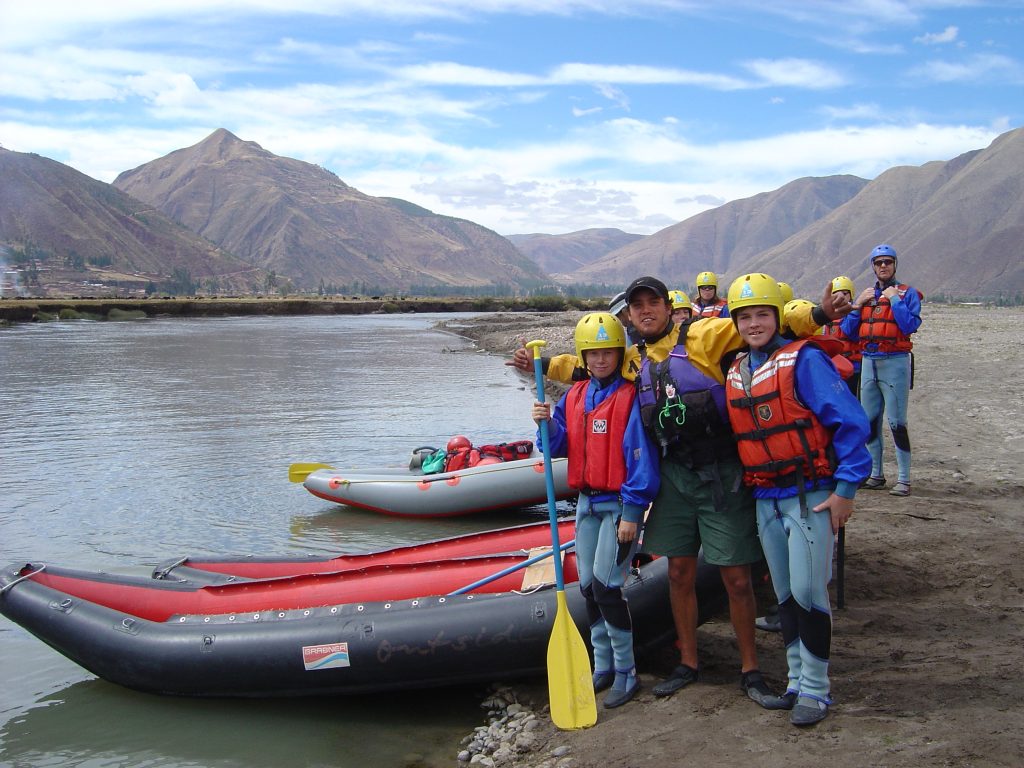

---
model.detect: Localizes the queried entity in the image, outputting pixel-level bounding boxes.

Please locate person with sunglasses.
[840,244,923,497]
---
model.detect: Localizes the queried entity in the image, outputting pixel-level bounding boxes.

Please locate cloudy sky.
[1,1,1021,235]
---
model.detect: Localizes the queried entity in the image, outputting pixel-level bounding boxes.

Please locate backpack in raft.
[416,438,535,474]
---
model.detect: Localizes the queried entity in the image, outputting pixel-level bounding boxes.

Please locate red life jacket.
[445,447,482,471]
[564,380,633,493]
[691,298,728,319]
[856,285,920,353]
[725,340,837,489]
[821,320,862,363]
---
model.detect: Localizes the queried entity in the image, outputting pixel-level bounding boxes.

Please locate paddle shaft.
[448,540,575,596]
[529,347,568,590]
[527,339,598,730]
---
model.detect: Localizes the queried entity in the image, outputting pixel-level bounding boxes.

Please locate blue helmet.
[870,244,897,264]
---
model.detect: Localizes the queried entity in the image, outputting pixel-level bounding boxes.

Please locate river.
[0,313,559,768]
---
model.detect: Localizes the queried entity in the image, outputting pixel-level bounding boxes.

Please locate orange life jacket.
[564,380,633,493]
[821,319,862,363]
[691,298,728,319]
[725,340,837,489]
[856,285,918,353]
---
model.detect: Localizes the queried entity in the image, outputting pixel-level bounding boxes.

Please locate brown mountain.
[753,127,1024,300]
[568,175,868,291]
[0,147,264,294]
[507,228,645,278]
[112,129,548,292]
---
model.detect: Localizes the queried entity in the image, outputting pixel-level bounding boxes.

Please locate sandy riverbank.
[442,304,1024,768]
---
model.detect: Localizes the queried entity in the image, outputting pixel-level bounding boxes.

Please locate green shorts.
[640,458,762,566]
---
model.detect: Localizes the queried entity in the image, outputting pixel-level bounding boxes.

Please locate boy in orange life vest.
[724,274,870,727]
[531,312,660,710]
[839,244,923,497]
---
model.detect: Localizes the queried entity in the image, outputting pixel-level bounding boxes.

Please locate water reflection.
[1,679,483,768]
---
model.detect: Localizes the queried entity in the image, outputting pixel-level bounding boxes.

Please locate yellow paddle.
[287,462,335,483]
[526,339,597,730]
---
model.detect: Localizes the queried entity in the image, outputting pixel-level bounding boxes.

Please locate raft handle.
[0,564,46,596]
[152,557,189,580]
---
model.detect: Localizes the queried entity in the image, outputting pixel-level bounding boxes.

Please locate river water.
[0,313,559,768]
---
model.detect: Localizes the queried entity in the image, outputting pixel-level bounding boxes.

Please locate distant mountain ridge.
[0,147,264,294]
[752,128,1024,299]
[566,175,870,291]
[564,127,1024,300]
[507,228,645,277]
[113,129,548,292]
[4,126,1022,300]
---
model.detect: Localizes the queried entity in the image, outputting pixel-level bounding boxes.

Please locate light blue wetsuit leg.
[577,495,640,692]
[861,354,912,483]
[575,503,611,676]
[757,491,834,702]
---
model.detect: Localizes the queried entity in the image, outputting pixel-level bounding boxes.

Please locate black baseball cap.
[624,276,670,303]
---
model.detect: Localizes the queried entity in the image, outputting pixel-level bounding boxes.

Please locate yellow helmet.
[695,271,717,288]
[830,275,854,295]
[669,289,690,309]
[727,273,785,322]
[574,312,626,362]
[783,299,815,331]
[777,281,794,305]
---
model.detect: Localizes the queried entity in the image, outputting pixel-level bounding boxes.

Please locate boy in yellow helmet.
[532,312,660,710]
[724,273,870,726]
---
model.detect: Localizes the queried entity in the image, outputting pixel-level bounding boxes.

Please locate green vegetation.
[107,308,147,321]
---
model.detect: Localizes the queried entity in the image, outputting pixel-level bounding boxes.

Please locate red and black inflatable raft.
[0,520,727,697]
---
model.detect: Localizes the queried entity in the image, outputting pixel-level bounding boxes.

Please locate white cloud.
[550,63,750,90]
[743,58,847,89]
[595,83,629,110]
[573,106,603,117]
[820,102,884,121]
[914,25,959,45]
[909,53,1023,83]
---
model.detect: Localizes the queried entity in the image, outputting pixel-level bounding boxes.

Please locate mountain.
[0,148,264,294]
[567,175,869,291]
[113,129,548,292]
[753,127,1024,300]
[507,228,645,278]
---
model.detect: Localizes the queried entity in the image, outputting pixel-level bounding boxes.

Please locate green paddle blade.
[546,590,597,730]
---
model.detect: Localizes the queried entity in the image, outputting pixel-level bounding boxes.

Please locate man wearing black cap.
[619,274,775,704]
[508,275,851,705]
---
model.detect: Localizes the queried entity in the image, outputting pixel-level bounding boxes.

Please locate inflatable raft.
[301,455,573,517]
[0,520,728,697]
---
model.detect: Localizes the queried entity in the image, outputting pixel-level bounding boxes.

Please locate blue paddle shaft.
[448,539,575,596]
[532,354,568,592]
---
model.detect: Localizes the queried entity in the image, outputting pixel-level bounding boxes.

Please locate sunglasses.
[872,259,895,267]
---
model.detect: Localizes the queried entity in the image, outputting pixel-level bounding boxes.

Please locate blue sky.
[1,1,1022,235]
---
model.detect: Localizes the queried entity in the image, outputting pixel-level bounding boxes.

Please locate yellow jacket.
[546,305,822,385]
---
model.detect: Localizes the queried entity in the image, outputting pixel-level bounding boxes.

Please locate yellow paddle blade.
[287,462,335,483]
[546,591,597,730]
